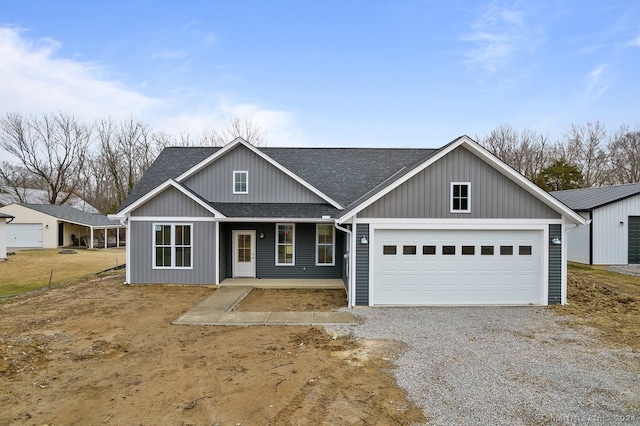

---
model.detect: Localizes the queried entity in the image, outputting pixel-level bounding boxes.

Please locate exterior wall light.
[550,236,562,245]
[360,235,368,244]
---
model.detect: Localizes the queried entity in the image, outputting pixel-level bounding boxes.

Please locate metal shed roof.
[551,182,640,210]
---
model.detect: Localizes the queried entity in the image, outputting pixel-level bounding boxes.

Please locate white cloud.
[629,34,640,47]
[0,26,306,146]
[462,3,540,73]
[0,27,160,119]
[585,64,609,98]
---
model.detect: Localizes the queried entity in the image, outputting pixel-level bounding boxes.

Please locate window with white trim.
[233,171,248,194]
[451,182,470,213]
[276,223,295,265]
[316,224,335,266]
[153,224,192,268]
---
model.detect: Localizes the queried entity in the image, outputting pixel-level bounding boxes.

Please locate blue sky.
[1,1,639,148]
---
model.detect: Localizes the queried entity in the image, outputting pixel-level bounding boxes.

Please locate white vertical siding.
[566,211,591,264]
[592,194,640,264]
[0,220,7,258]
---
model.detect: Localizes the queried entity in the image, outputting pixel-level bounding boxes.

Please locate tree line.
[478,121,640,191]
[1,111,638,214]
[0,112,264,213]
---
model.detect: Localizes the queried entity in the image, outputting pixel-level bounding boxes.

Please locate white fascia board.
[219,217,336,223]
[338,136,587,226]
[117,179,225,219]
[175,138,344,210]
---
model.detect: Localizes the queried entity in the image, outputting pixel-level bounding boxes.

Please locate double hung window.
[316,224,335,265]
[154,224,192,268]
[451,182,471,213]
[276,223,295,265]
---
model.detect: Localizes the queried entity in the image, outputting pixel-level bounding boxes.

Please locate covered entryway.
[7,224,43,248]
[629,216,640,264]
[232,230,256,277]
[373,229,543,305]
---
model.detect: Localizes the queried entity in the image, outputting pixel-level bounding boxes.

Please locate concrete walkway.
[173,286,358,326]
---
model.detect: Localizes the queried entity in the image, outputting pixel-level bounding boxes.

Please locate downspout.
[334,222,353,308]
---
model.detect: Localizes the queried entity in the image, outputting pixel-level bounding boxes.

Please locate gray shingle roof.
[119,146,437,212]
[211,203,341,218]
[19,204,122,227]
[550,182,640,210]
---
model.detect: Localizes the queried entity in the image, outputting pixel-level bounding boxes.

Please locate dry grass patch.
[552,263,640,350]
[0,248,125,297]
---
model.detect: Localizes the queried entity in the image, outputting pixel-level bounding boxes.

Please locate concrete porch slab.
[220,278,345,289]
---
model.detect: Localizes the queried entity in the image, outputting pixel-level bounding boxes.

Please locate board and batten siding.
[131,186,215,218]
[129,220,217,284]
[359,146,560,219]
[548,223,562,304]
[591,194,640,264]
[355,224,369,306]
[183,145,326,204]
[220,222,343,280]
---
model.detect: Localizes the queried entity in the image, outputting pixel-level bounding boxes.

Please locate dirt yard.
[0,272,425,425]
[2,264,639,425]
[553,264,640,350]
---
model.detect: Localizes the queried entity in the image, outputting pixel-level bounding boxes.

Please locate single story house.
[0,212,14,260]
[0,186,99,213]
[110,136,586,307]
[0,203,125,249]
[551,183,640,265]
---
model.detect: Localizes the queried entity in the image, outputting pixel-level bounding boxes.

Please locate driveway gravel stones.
[332,307,640,425]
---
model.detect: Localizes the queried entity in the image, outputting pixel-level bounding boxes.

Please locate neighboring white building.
[0,203,125,249]
[0,212,14,259]
[552,183,640,265]
[0,187,99,213]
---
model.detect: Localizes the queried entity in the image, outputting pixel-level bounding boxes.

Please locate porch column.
[116,228,120,248]
[104,229,107,249]
[90,228,94,249]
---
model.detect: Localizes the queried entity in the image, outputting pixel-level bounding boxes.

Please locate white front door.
[232,230,256,278]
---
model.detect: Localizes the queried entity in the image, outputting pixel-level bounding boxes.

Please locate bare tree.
[608,125,640,184]
[479,124,551,181]
[0,112,90,204]
[557,121,610,187]
[94,117,158,212]
[0,162,40,202]
[202,115,266,146]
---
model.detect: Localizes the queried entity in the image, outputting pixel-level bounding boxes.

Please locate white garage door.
[373,229,543,305]
[7,224,43,248]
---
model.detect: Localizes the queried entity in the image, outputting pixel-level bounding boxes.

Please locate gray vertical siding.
[359,146,560,219]
[355,223,369,306]
[183,145,326,203]
[220,222,344,280]
[548,224,562,304]
[129,220,217,284]
[132,186,215,217]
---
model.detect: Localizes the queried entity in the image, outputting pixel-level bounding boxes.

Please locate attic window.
[233,171,248,194]
[450,182,470,213]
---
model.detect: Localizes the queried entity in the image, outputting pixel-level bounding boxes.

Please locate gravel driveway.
[332,307,640,425]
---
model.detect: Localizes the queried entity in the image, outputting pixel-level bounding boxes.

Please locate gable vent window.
[451,182,470,213]
[233,171,248,194]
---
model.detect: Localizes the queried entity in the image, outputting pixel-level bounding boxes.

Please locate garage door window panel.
[462,245,475,255]
[481,246,494,255]
[403,245,417,255]
[443,245,456,255]
[519,245,532,255]
[383,245,397,255]
[451,182,471,213]
[500,246,513,255]
[423,245,436,255]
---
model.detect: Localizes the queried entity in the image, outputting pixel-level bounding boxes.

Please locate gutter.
[334,221,354,308]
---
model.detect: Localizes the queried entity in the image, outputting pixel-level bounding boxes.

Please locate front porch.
[220,278,345,289]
